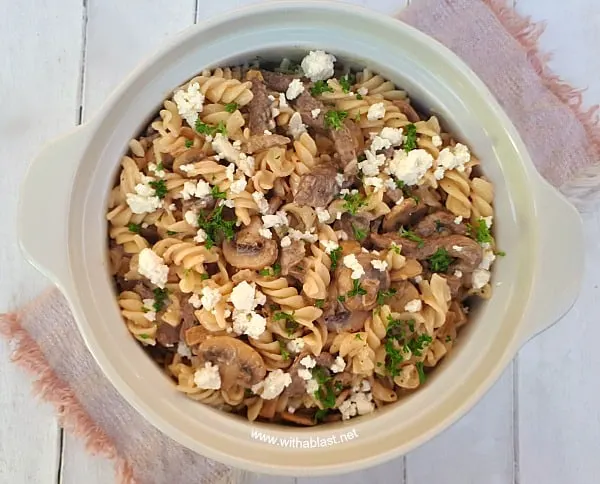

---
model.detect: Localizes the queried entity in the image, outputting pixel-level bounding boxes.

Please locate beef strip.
[393,99,421,123]
[333,213,371,241]
[279,240,306,276]
[179,296,197,341]
[295,91,326,130]
[245,134,291,153]
[248,78,272,135]
[414,211,468,238]
[329,120,357,170]
[294,164,340,207]
[134,282,155,300]
[261,70,295,92]
[156,322,180,347]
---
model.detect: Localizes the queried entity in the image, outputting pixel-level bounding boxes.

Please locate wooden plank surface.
[0,0,84,482]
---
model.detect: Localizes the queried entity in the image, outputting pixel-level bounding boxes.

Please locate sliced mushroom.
[393,99,421,123]
[222,217,279,270]
[184,325,209,346]
[196,336,266,390]
[336,253,390,312]
[281,411,317,426]
[279,240,306,276]
[174,148,207,170]
[382,198,428,232]
[414,211,467,238]
[244,134,291,154]
[323,309,369,333]
[334,213,371,241]
[387,281,420,313]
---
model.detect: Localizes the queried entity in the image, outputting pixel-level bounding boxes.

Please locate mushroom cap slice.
[222,217,279,270]
[336,253,390,312]
[196,336,266,390]
[382,198,428,232]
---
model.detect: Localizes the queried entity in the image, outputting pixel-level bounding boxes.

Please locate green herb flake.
[312,366,336,409]
[384,339,404,377]
[278,341,290,361]
[315,299,325,309]
[224,102,238,113]
[347,279,367,298]
[434,220,444,233]
[416,361,426,384]
[324,110,349,131]
[127,223,141,233]
[377,288,397,306]
[467,218,493,244]
[334,381,344,391]
[310,80,334,96]
[385,315,404,339]
[399,227,425,248]
[445,335,452,343]
[259,264,281,277]
[339,73,355,93]
[314,408,329,422]
[495,250,506,257]
[200,273,210,280]
[329,247,343,270]
[195,119,227,137]
[405,333,433,357]
[403,123,418,152]
[152,288,169,312]
[166,230,177,236]
[408,320,415,332]
[185,139,193,148]
[210,185,227,200]
[354,111,362,122]
[356,93,363,100]
[196,204,236,249]
[139,333,151,340]
[352,223,367,241]
[342,192,366,215]
[428,248,454,273]
[355,333,363,340]
[395,179,406,190]
[274,312,298,335]
[337,295,346,302]
[149,180,167,199]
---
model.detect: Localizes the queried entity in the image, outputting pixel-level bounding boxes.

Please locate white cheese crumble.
[343,254,365,279]
[335,173,345,187]
[363,176,384,191]
[380,127,404,147]
[315,207,330,223]
[300,355,316,369]
[286,78,305,100]
[358,150,386,176]
[300,50,336,82]
[263,129,272,136]
[230,281,257,312]
[482,216,493,229]
[339,390,375,420]
[330,356,346,373]
[370,135,392,153]
[357,86,369,96]
[194,362,221,390]
[472,269,491,290]
[288,228,318,243]
[179,163,195,173]
[414,275,423,284]
[388,149,434,186]
[225,163,236,181]
[454,270,463,278]
[201,286,222,312]
[435,143,471,178]
[288,111,307,139]
[229,178,247,194]
[212,133,239,164]
[311,108,321,119]
[320,239,339,254]
[258,227,272,239]
[232,310,267,339]
[181,179,212,200]
[452,245,464,252]
[188,293,202,309]
[404,299,422,313]
[480,249,496,271]
[222,199,235,208]
[306,379,319,394]
[252,191,270,214]
[280,235,292,248]
[262,211,289,229]
[454,216,463,225]
[177,342,192,358]
[193,228,207,243]
[286,338,305,353]
[148,162,166,178]
[252,370,292,400]
[278,93,288,109]
[173,82,205,127]
[298,368,313,381]
[431,135,442,148]
[367,102,386,121]
[137,249,169,288]
[126,181,163,214]
[370,259,388,272]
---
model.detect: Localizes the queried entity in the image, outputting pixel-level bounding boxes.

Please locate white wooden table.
[1,1,599,482]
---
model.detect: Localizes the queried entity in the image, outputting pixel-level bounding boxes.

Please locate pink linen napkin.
[2,1,599,483]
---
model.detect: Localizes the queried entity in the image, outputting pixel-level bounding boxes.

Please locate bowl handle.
[18,124,92,292]
[521,180,584,343]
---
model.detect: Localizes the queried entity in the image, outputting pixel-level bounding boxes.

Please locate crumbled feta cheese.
[193,228,207,243]
[188,293,202,309]
[229,178,247,194]
[298,368,313,380]
[287,406,296,414]
[252,191,270,214]
[367,102,386,121]
[232,309,267,338]
[179,163,195,173]
[181,179,212,200]
[336,230,348,240]
[336,212,343,220]
[404,299,422,313]
[311,108,321,119]
[263,129,272,136]
[288,111,307,139]
[343,254,365,279]
[472,269,491,289]
[483,216,493,229]
[353,392,375,416]
[258,227,272,239]
[143,310,156,322]
[177,342,192,358]
[148,162,166,178]
[167,203,176,211]
[173,82,205,127]
[364,176,384,191]
[357,86,369,96]
[212,133,239,163]
[379,127,404,146]
[319,239,339,254]
[454,270,463,278]
[201,286,222,312]
[288,228,318,243]
[126,181,163,214]
[370,259,388,271]
[370,135,392,153]
[280,235,292,248]
[335,173,345,187]
[433,167,446,180]
[454,216,463,224]
[360,380,371,392]
[194,362,221,389]
[287,338,305,353]
[339,398,357,420]
[300,50,336,82]
[388,149,434,186]
[306,379,319,394]
[262,211,288,229]
[137,249,169,288]
[225,163,236,181]
[300,355,316,369]
[278,93,288,109]
[479,249,496,271]
[330,356,346,373]
[358,150,386,176]
[268,94,275,102]
[222,199,235,208]
[432,135,442,148]
[315,207,330,223]
[286,78,305,100]
[252,370,292,400]
[230,281,256,312]
[436,143,471,174]
[414,275,423,284]
[452,245,464,252]
[384,178,398,191]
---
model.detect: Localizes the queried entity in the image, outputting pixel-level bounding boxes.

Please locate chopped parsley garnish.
[315,299,325,309]
[324,110,348,130]
[127,223,141,233]
[408,320,415,332]
[434,220,444,233]
[224,102,238,113]
[495,250,506,257]
[200,273,210,280]
[355,333,363,340]
[152,288,169,312]
[329,247,343,270]
[156,162,164,172]
[376,288,397,306]
[357,153,367,163]
[445,335,452,343]
[342,192,366,215]
[149,180,167,199]
[166,230,177,236]
[196,204,236,249]
[312,366,336,409]
[384,339,404,377]
[195,119,227,137]
[185,139,193,148]
[428,248,454,273]
[391,243,401,254]
[352,223,367,241]
[395,179,406,190]
[210,185,227,199]
[314,408,329,422]
[354,111,362,122]
[337,295,346,302]
[385,315,406,339]
[139,334,151,340]
[347,279,367,298]
[244,388,255,397]
[334,381,344,391]
[274,312,298,335]
[467,218,493,244]
[356,93,363,100]
[259,263,281,277]
[339,73,355,93]
[399,227,424,248]
[310,80,334,96]
[403,123,418,152]
[416,361,426,384]
[278,341,290,361]
[405,333,433,357]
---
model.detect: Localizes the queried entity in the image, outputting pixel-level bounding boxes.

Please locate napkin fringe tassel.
[0,312,138,484]
[486,0,600,210]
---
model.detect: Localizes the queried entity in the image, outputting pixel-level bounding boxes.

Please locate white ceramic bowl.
[18,1,583,476]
